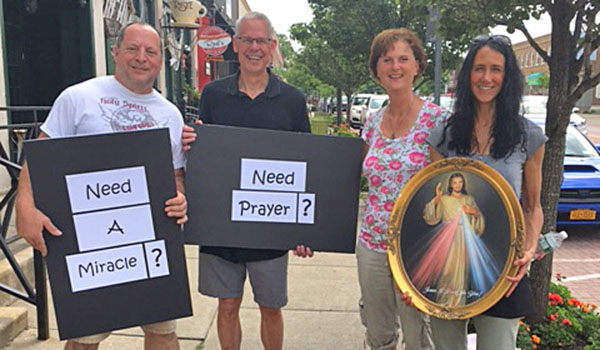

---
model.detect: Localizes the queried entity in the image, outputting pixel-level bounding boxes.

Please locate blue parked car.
[527,117,600,225]
[557,124,600,226]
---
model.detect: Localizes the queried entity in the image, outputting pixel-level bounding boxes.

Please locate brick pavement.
[552,226,600,306]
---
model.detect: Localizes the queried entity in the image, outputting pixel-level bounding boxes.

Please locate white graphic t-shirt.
[41,76,185,169]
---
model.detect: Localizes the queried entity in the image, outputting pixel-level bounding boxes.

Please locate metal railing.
[184,104,200,124]
[0,106,50,340]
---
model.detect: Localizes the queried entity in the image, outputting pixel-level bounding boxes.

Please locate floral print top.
[360,101,449,253]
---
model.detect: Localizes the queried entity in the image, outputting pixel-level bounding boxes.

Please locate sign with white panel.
[240,158,307,192]
[24,129,191,340]
[72,204,155,252]
[66,244,148,293]
[233,158,316,224]
[185,124,362,253]
[231,190,300,223]
[65,166,149,213]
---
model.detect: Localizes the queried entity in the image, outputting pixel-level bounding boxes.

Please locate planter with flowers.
[328,123,360,138]
[517,276,600,350]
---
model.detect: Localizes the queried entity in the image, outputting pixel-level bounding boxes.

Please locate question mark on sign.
[302,198,312,216]
[151,248,162,267]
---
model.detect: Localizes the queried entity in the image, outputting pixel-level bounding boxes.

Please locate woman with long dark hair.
[426,35,546,349]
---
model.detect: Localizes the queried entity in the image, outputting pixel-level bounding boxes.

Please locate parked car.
[331,96,348,115]
[521,96,587,134]
[529,120,600,226]
[361,95,389,126]
[559,125,600,225]
[349,94,374,128]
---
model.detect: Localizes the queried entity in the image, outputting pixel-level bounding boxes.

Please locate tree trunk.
[527,5,573,324]
[346,91,352,123]
[336,88,343,125]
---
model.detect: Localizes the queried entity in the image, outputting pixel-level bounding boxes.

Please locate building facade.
[0,0,244,114]
[511,33,600,109]
[512,34,551,95]
[0,0,243,193]
[195,0,244,91]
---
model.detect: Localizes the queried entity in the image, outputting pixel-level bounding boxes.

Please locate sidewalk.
[2,246,366,349]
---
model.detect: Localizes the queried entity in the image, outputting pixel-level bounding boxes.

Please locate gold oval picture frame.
[387,157,525,320]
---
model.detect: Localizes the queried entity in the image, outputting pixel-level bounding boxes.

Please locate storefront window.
[104,0,155,74]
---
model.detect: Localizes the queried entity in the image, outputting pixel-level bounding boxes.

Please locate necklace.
[473,117,494,155]
[385,95,415,139]
[473,131,493,156]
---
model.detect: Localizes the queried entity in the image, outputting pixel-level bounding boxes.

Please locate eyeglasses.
[236,37,272,46]
[473,34,512,47]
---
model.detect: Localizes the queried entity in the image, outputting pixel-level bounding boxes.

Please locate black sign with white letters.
[24,129,192,340]
[184,124,363,253]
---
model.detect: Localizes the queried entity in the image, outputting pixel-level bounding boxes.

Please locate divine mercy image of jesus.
[409,172,501,307]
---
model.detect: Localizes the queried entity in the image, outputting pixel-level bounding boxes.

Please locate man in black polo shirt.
[182,11,312,350]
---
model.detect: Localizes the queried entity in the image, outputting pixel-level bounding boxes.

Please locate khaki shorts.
[72,320,176,344]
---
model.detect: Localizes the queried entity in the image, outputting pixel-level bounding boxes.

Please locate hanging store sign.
[198,26,231,58]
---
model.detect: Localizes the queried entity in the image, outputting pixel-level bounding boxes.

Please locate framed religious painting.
[387,157,526,320]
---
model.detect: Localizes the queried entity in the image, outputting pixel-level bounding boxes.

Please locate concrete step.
[0,242,34,348]
[0,206,36,347]
[0,308,27,349]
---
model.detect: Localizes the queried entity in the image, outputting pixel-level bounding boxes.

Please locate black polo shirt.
[197,70,311,263]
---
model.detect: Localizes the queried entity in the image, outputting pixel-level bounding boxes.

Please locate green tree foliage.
[273,34,335,99]
[290,22,368,121]
[438,0,600,324]
[291,0,481,121]
[538,73,550,89]
[276,33,295,67]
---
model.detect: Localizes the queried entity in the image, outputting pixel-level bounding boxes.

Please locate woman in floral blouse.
[357,28,449,350]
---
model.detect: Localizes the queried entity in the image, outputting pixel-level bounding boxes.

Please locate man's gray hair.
[234,12,276,39]
[115,21,163,53]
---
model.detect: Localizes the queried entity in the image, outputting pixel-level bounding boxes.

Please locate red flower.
[549,314,558,321]
[374,138,386,149]
[413,131,428,144]
[365,156,378,168]
[562,319,572,326]
[408,151,425,164]
[567,299,581,307]
[548,293,563,305]
[383,202,394,212]
[369,175,382,187]
[389,161,402,171]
